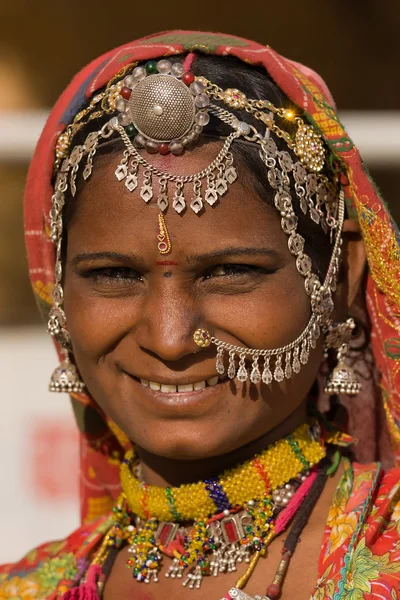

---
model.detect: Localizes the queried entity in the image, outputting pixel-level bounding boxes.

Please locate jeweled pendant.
[125,173,138,192]
[262,357,273,384]
[115,163,128,181]
[237,355,248,382]
[173,193,186,214]
[300,339,309,365]
[83,162,93,180]
[205,188,218,206]
[157,193,169,211]
[140,184,153,202]
[250,355,261,384]
[273,355,284,382]
[225,166,237,184]
[292,347,301,373]
[190,195,203,214]
[284,351,292,379]
[228,351,237,379]
[216,177,228,195]
[216,347,225,375]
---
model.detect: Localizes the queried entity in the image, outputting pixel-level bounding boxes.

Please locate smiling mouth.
[130,375,227,394]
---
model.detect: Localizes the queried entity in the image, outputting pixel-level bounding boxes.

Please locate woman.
[1,30,400,600]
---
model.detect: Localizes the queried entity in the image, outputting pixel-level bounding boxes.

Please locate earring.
[324,318,361,396]
[49,350,85,393]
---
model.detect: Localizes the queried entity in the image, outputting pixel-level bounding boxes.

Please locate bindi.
[163,271,173,278]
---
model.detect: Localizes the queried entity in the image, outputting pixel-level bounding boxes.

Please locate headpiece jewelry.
[47,57,360,395]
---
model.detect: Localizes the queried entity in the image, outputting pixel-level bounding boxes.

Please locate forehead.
[67,146,286,256]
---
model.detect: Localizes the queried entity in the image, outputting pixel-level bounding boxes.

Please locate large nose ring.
[193,328,211,348]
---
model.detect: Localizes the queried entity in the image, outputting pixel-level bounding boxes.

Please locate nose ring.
[193,328,211,348]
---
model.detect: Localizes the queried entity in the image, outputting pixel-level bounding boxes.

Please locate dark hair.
[63,54,334,277]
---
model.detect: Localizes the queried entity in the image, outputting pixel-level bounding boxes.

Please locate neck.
[135,403,308,487]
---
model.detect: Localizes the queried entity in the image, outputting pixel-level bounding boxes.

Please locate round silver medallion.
[128,74,196,143]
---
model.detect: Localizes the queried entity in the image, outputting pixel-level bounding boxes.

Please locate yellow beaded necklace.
[121,422,325,521]
[89,422,328,591]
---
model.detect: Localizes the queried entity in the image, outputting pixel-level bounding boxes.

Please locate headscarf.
[24,30,400,524]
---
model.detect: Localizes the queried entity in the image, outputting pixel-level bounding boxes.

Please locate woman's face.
[63,145,324,460]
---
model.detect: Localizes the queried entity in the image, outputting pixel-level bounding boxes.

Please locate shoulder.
[0,515,112,600]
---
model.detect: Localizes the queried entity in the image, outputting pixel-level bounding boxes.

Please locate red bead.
[120,86,132,100]
[182,72,195,85]
[266,583,281,599]
[159,143,170,155]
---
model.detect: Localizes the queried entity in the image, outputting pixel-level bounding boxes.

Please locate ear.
[340,218,367,310]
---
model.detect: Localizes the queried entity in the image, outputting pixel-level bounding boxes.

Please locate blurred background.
[0,1,399,563]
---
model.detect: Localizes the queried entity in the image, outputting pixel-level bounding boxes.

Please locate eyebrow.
[186,247,281,265]
[70,251,144,268]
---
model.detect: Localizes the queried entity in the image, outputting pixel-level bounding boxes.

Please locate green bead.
[146,60,158,74]
[126,125,137,139]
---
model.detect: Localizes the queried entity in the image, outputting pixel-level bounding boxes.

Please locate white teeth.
[193,381,206,390]
[143,378,218,392]
[161,384,178,393]
[178,384,194,392]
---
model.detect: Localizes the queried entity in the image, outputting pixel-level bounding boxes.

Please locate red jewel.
[120,86,132,100]
[182,72,195,85]
[266,583,281,599]
[159,143,170,155]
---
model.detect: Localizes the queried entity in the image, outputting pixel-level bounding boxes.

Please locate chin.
[129,420,239,461]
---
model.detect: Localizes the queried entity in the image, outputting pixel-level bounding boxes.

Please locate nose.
[135,283,200,363]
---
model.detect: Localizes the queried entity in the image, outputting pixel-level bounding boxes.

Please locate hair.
[62,54,335,278]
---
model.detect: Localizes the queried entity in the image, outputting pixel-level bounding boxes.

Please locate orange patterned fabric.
[21,30,400,525]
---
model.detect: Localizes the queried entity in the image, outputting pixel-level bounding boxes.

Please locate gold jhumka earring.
[47,57,352,394]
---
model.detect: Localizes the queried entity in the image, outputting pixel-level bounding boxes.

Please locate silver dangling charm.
[49,351,85,393]
[237,354,248,382]
[324,318,361,396]
[216,346,225,375]
[228,351,237,379]
[250,354,261,384]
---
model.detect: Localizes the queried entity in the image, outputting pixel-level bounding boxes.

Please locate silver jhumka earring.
[48,57,345,389]
[324,318,361,396]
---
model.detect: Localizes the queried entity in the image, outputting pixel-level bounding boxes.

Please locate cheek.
[63,276,140,359]
[203,265,310,348]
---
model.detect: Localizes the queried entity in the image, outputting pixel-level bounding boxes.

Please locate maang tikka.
[48,57,345,390]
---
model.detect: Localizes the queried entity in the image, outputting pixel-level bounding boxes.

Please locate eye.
[204,264,269,279]
[85,267,144,283]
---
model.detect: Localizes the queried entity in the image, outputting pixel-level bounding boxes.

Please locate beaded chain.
[120,423,325,522]
[81,423,338,597]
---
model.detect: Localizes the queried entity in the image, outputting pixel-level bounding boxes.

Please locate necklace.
[120,422,325,522]
[63,423,348,600]
[98,423,325,589]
